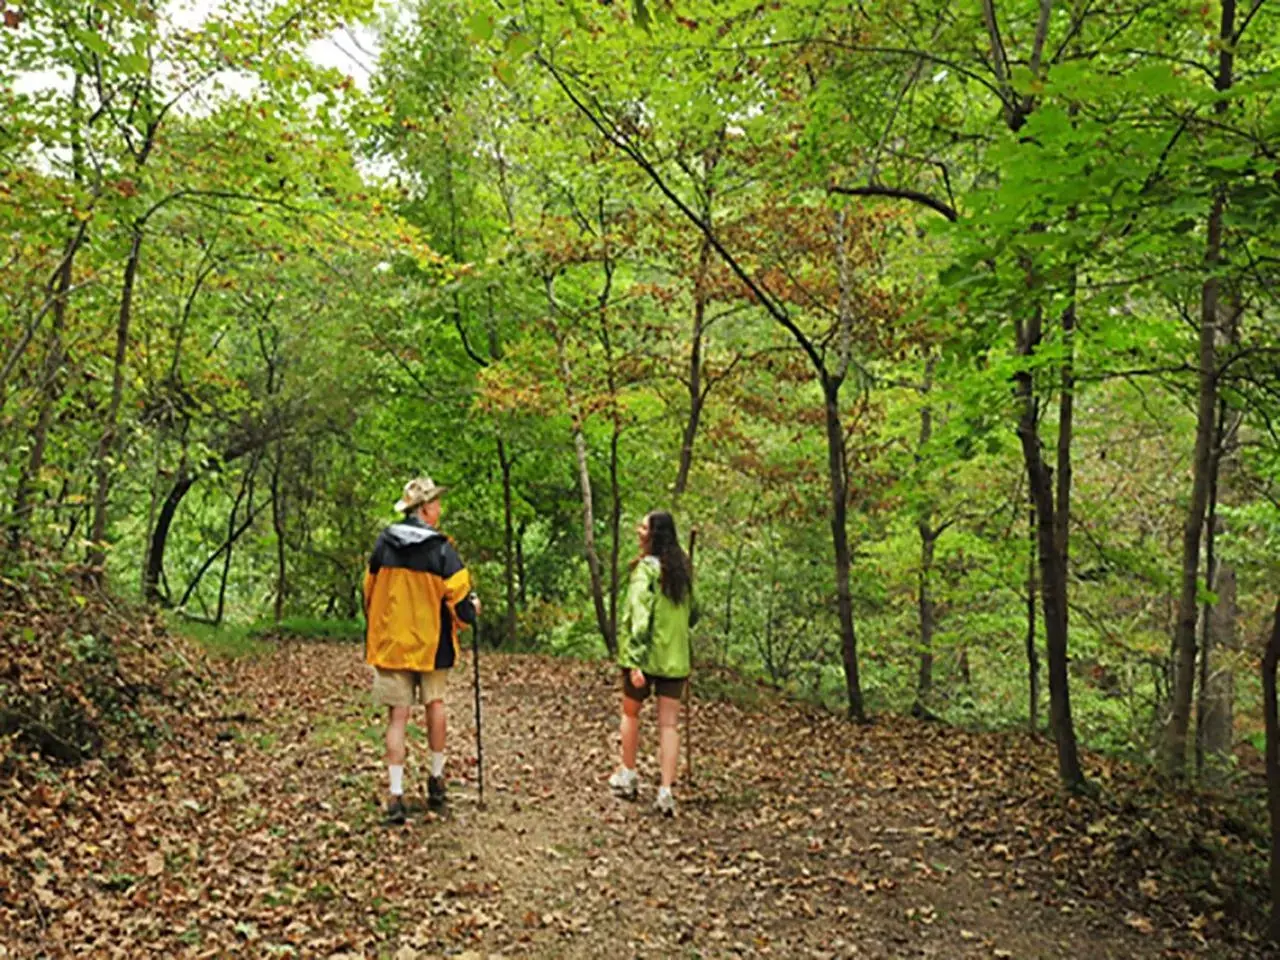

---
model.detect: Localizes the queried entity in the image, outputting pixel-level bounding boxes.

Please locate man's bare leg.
[426,699,446,765]
[385,706,410,823]
[425,699,448,807]
[386,705,410,772]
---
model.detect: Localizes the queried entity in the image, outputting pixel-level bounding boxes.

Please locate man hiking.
[363,476,479,826]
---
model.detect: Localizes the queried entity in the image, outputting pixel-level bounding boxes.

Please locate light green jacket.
[618,556,694,678]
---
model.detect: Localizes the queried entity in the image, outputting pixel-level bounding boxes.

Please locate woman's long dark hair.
[644,510,691,605]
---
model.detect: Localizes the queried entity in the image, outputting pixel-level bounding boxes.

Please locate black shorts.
[621,667,686,701]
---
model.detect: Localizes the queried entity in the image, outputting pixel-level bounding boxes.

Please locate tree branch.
[828,183,958,221]
[536,53,827,374]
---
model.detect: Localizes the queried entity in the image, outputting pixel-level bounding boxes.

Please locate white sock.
[389,765,404,797]
[657,785,673,801]
[622,767,637,783]
[431,752,445,778]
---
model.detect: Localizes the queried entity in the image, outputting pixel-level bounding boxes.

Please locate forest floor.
[3,641,1274,959]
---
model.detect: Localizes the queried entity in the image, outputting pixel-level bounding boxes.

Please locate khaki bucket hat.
[394,476,447,513]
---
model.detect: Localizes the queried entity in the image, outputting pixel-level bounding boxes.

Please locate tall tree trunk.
[1050,286,1078,745]
[1054,296,1075,562]
[596,254,624,647]
[824,210,865,721]
[914,359,938,708]
[271,443,287,624]
[675,234,712,499]
[9,237,74,552]
[1196,411,1225,777]
[823,378,864,721]
[552,322,615,656]
[915,526,937,704]
[499,438,518,646]
[140,433,165,596]
[763,543,778,680]
[1197,401,1242,776]
[1026,500,1040,733]
[674,138,720,499]
[608,422,622,644]
[569,414,612,655]
[1197,561,1236,773]
[722,535,746,667]
[87,225,143,578]
[1168,191,1225,775]
[516,520,527,606]
[216,468,257,626]
[1020,408,1083,787]
[1262,599,1280,942]
[1015,299,1085,790]
[145,467,196,604]
[1166,0,1236,779]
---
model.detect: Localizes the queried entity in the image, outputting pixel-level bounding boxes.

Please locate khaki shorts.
[372,667,450,707]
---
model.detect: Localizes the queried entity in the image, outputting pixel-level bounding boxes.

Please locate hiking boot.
[427,775,447,810]
[609,768,638,801]
[385,796,407,827]
[655,789,676,819]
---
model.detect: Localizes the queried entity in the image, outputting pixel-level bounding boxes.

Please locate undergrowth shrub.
[0,557,213,769]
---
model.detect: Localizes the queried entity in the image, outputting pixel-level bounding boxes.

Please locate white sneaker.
[608,768,638,800]
[655,788,676,818]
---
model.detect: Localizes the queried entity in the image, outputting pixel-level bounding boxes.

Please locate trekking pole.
[470,594,485,810]
[684,527,698,784]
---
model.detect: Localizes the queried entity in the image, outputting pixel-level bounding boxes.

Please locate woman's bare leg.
[620,693,642,770]
[656,694,680,788]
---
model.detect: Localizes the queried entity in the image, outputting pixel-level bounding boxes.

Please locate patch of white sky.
[17,0,382,90]
[12,0,385,151]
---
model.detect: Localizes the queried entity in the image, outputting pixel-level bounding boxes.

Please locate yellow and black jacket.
[363,517,475,672]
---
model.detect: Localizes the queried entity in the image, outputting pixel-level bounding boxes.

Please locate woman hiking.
[609,510,695,817]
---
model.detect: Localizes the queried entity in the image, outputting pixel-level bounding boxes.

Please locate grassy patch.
[175,617,362,659]
[99,871,139,892]
[372,904,402,938]
[310,715,379,749]
[305,882,337,903]
[177,927,202,946]
[179,621,274,660]
[309,714,381,767]
[255,617,364,642]
[254,731,280,751]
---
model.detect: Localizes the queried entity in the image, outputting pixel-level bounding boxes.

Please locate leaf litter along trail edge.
[0,644,1269,958]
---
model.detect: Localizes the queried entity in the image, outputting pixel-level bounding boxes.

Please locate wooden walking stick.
[470,594,485,810]
[684,527,698,783]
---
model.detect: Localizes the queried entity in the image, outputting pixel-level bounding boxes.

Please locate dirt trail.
[4,644,1267,958]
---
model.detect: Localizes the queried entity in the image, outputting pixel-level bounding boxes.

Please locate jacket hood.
[384,516,443,548]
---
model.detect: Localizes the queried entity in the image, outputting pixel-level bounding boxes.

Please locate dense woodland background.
[3,0,1280,935]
